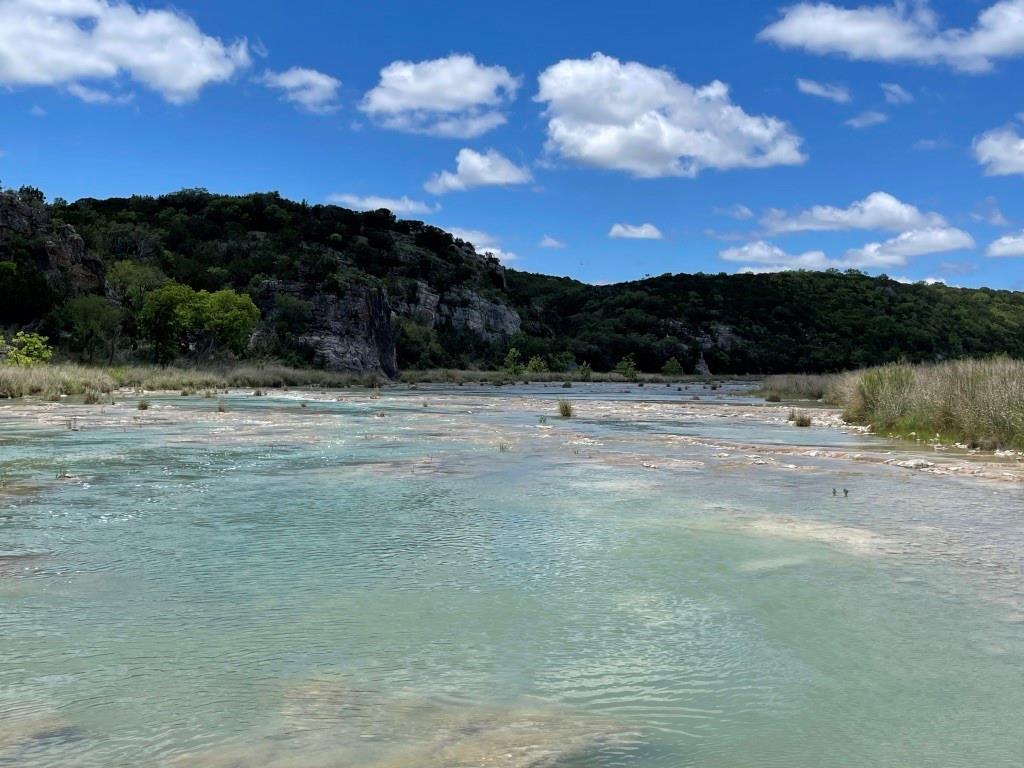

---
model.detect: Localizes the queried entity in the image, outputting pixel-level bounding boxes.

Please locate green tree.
[199,289,260,355]
[108,261,168,313]
[614,354,639,381]
[661,356,683,377]
[503,346,523,376]
[140,283,199,363]
[578,361,593,381]
[140,283,259,361]
[63,295,122,362]
[1,331,53,366]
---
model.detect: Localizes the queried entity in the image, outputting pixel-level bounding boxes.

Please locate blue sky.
[3,1,1024,289]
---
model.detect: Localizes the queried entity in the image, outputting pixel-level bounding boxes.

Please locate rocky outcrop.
[254,280,397,376]
[392,280,521,341]
[0,192,104,294]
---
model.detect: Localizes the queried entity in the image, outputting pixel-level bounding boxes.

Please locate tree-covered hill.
[2,184,1023,375]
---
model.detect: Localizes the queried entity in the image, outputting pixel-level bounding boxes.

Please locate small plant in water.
[562,381,572,388]
[538,415,548,425]
[497,440,513,452]
[217,400,228,413]
[252,388,264,397]
[137,398,150,410]
[557,398,574,418]
[83,389,101,405]
[793,411,813,427]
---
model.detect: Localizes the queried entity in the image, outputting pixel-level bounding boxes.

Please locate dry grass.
[0,362,376,398]
[557,398,575,418]
[767,358,1024,450]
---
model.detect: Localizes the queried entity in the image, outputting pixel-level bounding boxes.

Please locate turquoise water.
[2,385,1022,766]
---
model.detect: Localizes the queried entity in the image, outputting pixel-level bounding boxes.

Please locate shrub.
[137,398,150,410]
[557,398,574,418]
[614,355,638,382]
[503,347,524,376]
[578,361,593,381]
[1,332,54,367]
[661,356,684,377]
[526,355,548,373]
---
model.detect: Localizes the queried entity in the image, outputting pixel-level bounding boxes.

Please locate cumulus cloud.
[796,77,851,103]
[360,54,518,138]
[880,82,913,104]
[759,1,1024,73]
[327,193,437,215]
[845,110,888,129]
[843,227,975,267]
[0,0,250,103]
[722,227,973,272]
[973,124,1024,175]
[721,241,832,272]
[986,231,1024,256]
[424,148,532,195]
[535,52,805,178]
[262,67,341,114]
[762,191,946,234]
[448,227,518,263]
[609,223,663,240]
[539,235,566,248]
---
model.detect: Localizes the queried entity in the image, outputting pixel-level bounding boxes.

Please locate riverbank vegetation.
[0,362,385,399]
[762,358,1024,450]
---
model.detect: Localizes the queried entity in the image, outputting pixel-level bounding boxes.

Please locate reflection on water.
[1,384,1022,767]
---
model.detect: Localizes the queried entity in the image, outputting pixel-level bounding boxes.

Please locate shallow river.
[1,383,1022,767]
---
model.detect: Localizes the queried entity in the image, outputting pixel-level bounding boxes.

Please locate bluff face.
[5,187,1024,375]
[0,189,523,374]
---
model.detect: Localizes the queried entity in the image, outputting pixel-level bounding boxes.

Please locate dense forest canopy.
[2,184,1023,375]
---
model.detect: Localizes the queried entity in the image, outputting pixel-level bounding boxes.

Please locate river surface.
[1,383,1022,767]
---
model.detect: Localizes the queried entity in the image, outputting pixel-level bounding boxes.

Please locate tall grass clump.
[557,398,574,418]
[758,373,845,403]
[846,358,1024,450]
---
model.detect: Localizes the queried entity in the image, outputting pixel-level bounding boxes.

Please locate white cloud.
[539,235,566,248]
[970,196,1010,226]
[535,52,804,178]
[973,124,1024,175]
[327,193,437,216]
[759,1,1024,73]
[880,82,913,104]
[843,227,975,267]
[762,191,946,234]
[714,203,755,220]
[722,227,973,273]
[448,227,518,263]
[424,148,532,195]
[986,231,1024,256]
[67,82,132,104]
[0,0,249,103]
[359,53,518,138]
[845,110,888,129]
[30,104,45,116]
[609,223,663,240]
[721,241,833,271]
[796,77,850,103]
[262,67,341,114]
